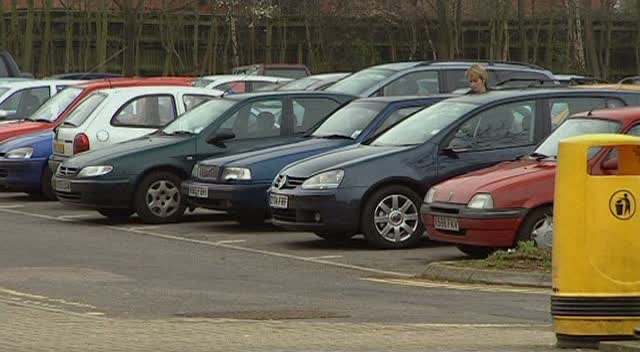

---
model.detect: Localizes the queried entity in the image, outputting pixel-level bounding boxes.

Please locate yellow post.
[553,134,640,348]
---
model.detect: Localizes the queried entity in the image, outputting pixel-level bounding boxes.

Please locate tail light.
[73,133,90,154]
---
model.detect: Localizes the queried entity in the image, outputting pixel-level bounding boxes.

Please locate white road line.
[214,240,247,245]
[0,297,106,319]
[306,255,343,260]
[57,214,96,220]
[362,278,550,295]
[0,204,24,208]
[126,225,162,231]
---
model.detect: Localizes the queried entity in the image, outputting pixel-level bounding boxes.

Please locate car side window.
[215,81,246,94]
[0,86,50,119]
[220,98,283,139]
[183,94,214,111]
[249,81,278,92]
[447,100,536,151]
[548,97,608,128]
[383,71,439,96]
[604,124,640,161]
[495,70,551,87]
[291,97,340,133]
[112,95,177,128]
[373,106,423,136]
[444,69,498,92]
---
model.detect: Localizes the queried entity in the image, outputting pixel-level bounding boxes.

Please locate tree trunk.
[582,0,600,78]
[280,14,287,63]
[518,0,528,62]
[436,0,450,60]
[573,0,585,73]
[9,0,19,62]
[193,9,200,73]
[265,21,273,64]
[22,0,35,73]
[424,20,436,60]
[602,1,613,80]
[0,2,6,50]
[122,1,142,76]
[303,0,312,67]
[38,0,53,76]
[96,0,108,72]
[229,15,239,69]
[545,19,554,68]
[64,9,73,72]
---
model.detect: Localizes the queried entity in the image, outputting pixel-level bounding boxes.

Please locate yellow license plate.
[54,142,64,154]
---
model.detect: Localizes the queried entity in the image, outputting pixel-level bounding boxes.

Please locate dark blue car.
[267,88,640,249]
[182,96,452,223]
[0,130,55,199]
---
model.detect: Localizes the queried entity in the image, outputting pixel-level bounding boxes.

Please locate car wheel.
[361,185,424,249]
[313,232,353,242]
[134,171,186,224]
[456,245,495,258]
[97,208,134,220]
[40,167,57,201]
[515,206,553,246]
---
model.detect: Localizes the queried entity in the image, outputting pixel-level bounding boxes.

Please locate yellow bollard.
[553,133,640,348]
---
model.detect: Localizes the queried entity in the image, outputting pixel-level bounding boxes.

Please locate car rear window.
[264,68,308,79]
[61,92,107,127]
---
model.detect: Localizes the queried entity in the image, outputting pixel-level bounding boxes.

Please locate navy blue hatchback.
[268,88,640,248]
[183,95,452,223]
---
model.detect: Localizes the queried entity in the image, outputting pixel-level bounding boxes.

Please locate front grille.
[57,166,78,177]
[198,165,219,180]
[272,174,308,190]
[429,205,461,215]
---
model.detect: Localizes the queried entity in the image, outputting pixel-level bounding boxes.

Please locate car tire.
[456,245,495,258]
[514,206,553,246]
[97,208,134,220]
[361,185,424,249]
[313,232,353,242]
[134,171,186,224]
[40,167,57,201]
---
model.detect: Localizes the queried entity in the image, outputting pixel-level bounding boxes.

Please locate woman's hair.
[466,64,489,88]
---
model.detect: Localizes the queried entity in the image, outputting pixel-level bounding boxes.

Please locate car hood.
[432,159,557,204]
[282,143,410,178]
[0,130,53,152]
[0,120,50,142]
[63,133,188,168]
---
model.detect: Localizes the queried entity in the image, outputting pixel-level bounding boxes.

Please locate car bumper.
[52,176,134,209]
[182,180,270,214]
[0,158,47,192]
[421,202,527,247]
[268,187,364,234]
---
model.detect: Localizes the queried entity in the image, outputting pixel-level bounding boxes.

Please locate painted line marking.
[213,240,247,245]
[307,255,343,260]
[362,278,550,295]
[0,297,106,319]
[126,225,162,231]
[0,287,100,309]
[57,214,96,220]
[0,204,24,208]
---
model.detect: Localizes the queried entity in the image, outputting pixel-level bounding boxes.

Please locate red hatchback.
[421,107,640,257]
[0,76,193,142]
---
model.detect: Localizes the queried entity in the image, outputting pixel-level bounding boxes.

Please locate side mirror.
[601,158,618,171]
[206,130,235,147]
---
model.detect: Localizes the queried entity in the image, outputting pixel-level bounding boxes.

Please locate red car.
[421,107,640,257]
[0,76,193,142]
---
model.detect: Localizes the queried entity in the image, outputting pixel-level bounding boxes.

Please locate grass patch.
[450,241,551,272]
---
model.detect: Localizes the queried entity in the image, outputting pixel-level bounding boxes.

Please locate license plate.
[269,194,288,209]
[188,184,209,198]
[54,142,65,154]
[54,178,71,192]
[434,216,460,231]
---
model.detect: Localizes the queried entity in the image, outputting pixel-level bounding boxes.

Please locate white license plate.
[54,179,71,192]
[434,216,460,231]
[188,184,209,198]
[269,194,288,209]
[54,142,65,154]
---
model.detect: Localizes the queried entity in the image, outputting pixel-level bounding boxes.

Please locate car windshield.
[326,68,395,95]
[534,118,621,158]
[60,92,107,127]
[312,101,386,139]
[277,77,320,91]
[27,87,84,122]
[193,79,215,88]
[370,101,477,147]
[162,99,236,135]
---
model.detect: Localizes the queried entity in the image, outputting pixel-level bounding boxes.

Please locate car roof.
[355,94,457,104]
[222,90,355,101]
[72,77,193,90]
[101,86,224,96]
[572,106,640,125]
[0,79,85,89]
[446,88,640,105]
[305,73,351,79]
[198,75,290,82]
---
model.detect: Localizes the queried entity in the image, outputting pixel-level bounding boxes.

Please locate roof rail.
[494,77,563,89]
[417,59,549,71]
[617,75,640,84]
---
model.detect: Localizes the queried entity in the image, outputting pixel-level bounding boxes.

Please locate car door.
[99,94,178,150]
[435,99,543,182]
[0,85,51,120]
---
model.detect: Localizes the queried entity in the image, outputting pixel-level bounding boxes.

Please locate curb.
[418,261,552,288]
[600,341,640,352]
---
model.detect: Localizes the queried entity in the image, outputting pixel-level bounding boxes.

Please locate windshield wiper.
[315,133,354,140]
[166,130,195,136]
[528,152,554,161]
[28,118,53,123]
[61,121,77,127]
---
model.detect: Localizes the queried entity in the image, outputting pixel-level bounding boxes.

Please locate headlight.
[193,164,219,180]
[425,188,437,203]
[191,164,199,177]
[77,165,113,177]
[467,193,494,209]
[301,170,344,190]
[5,147,33,159]
[221,167,251,181]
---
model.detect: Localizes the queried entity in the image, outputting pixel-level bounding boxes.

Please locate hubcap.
[146,180,180,218]
[373,194,419,243]
[531,215,553,248]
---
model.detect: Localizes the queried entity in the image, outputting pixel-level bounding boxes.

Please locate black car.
[268,88,640,249]
[52,91,355,224]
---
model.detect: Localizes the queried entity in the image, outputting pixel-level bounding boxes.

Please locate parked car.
[554,74,607,86]
[51,91,355,223]
[49,86,223,172]
[231,64,311,79]
[268,88,640,249]
[0,49,33,78]
[48,72,123,80]
[0,80,84,121]
[183,95,453,223]
[276,73,351,91]
[421,107,640,257]
[325,60,558,97]
[192,75,291,93]
[0,76,193,143]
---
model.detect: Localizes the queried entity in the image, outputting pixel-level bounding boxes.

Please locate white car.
[0,79,84,121]
[52,86,223,161]
[191,75,291,93]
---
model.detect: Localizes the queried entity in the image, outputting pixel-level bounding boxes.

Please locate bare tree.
[436,0,450,59]
[113,0,146,76]
[22,0,35,73]
[38,0,53,76]
[582,0,601,77]
[518,0,528,61]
